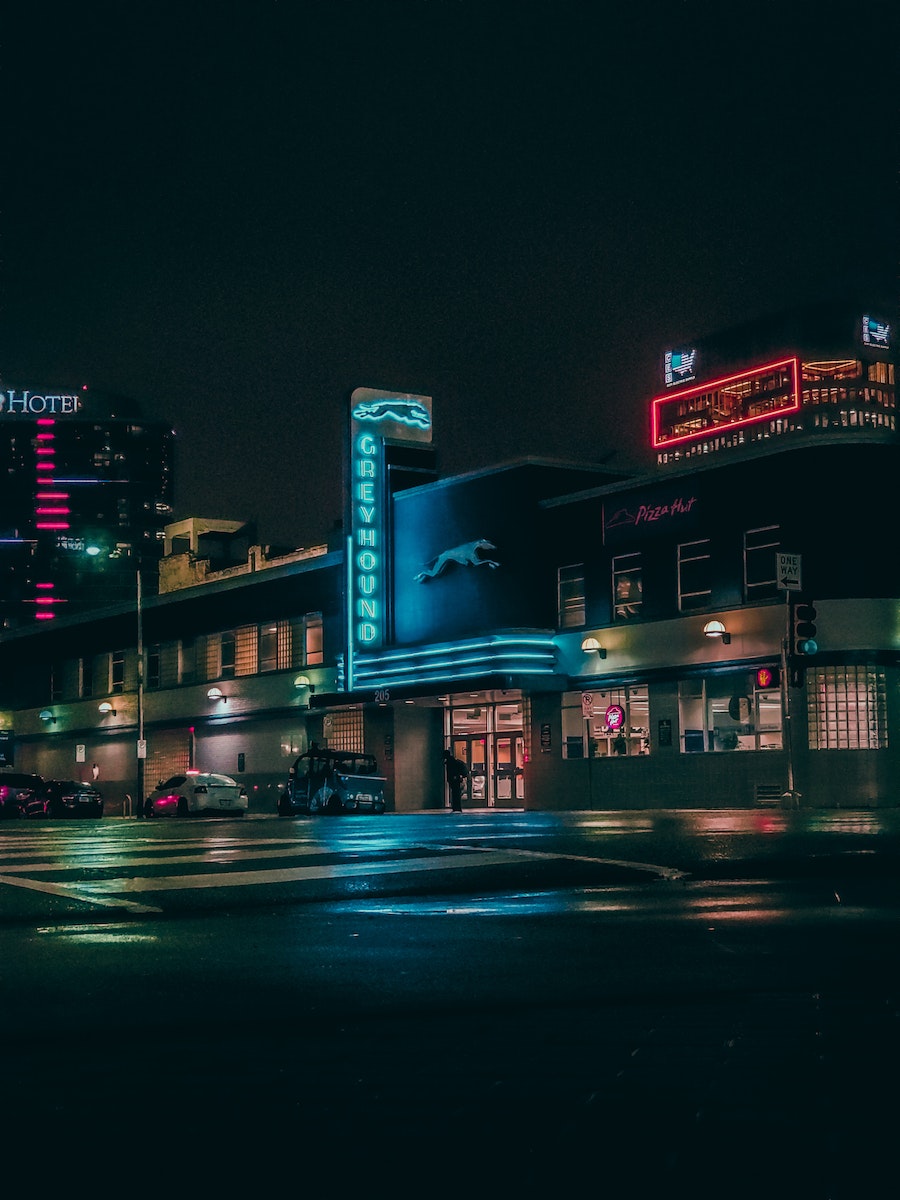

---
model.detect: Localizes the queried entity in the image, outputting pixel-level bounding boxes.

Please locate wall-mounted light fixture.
[703,620,731,644]
[293,675,315,707]
[206,687,227,703]
[98,701,116,715]
[581,636,607,659]
[38,709,56,723]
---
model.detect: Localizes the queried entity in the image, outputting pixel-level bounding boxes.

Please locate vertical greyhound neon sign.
[347,389,433,685]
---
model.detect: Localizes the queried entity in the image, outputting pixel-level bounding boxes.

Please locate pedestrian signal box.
[755,666,779,689]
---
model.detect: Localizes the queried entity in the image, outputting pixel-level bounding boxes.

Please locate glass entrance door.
[450,736,487,806]
[492,734,524,807]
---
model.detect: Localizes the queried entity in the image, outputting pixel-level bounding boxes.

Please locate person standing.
[443,748,468,812]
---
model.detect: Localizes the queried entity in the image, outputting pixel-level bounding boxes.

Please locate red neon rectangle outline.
[651,357,800,448]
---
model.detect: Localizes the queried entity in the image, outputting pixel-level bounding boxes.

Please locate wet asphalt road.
[2,809,900,1198]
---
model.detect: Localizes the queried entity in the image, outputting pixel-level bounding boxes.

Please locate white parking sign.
[582,692,594,717]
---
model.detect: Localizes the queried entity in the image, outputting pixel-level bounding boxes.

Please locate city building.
[1,302,898,813]
[0,382,174,625]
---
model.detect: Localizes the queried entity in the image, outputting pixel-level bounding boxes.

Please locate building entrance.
[447,697,525,808]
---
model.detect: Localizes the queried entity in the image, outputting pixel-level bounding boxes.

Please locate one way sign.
[777,552,802,591]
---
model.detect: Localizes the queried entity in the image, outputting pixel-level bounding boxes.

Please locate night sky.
[2,1,897,548]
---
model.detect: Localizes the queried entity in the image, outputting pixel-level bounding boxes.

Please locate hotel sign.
[1,390,83,415]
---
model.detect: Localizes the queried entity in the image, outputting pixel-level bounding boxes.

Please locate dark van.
[279,748,386,816]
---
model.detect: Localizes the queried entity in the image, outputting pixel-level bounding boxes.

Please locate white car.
[144,772,249,818]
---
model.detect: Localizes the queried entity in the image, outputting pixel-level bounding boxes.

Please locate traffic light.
[791,600,818,657]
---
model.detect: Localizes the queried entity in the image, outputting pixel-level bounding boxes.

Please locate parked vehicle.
[279,748,386,816]
[0,772,45,819]
[24,779,104,819]
[144,772,249,818]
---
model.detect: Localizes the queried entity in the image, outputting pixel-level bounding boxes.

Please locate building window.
[325,708,364,752]
[613,553,642,620]
[304,614,323,665]
[147,645,161,691]
[220,631,236,678]
[807,666,887,750]
[80,657,93,699]
[677,540,711,612]
[259,620,293,673]
[557,564,586,628]
[744,525,780,600]
[179,637,197,685]
[259,624,279,673]
[562,687,650,758]
[233,626,257,676]
[678,673,783,752]
[111,650,125,694]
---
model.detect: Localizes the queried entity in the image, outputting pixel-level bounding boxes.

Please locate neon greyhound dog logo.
[414,539,500,582]
[352,397,431,429]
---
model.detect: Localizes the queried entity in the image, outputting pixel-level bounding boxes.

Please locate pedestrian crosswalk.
[0,826,552,915]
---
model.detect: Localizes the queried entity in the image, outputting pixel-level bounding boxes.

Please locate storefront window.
[678,673,783,752]
[562,687,650,758]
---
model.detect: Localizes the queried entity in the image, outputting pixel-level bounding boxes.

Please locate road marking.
[66,850,529,895]
[0,873,163,914]
[0,835,679,912]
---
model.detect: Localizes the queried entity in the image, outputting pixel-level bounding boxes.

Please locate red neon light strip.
[35,613,56,621]
[35,493,69,500]
[35,582,54,590]
[35,507,70,515]
[651,357,800,448]
[35,522,70,530]
[36,419,55,426]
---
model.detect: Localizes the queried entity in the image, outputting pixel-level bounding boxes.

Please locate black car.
[24,779,104,819]
[279,748,387,816]
[0,772,44,819]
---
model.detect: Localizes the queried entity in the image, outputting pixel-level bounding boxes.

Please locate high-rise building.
[0,382,174,625]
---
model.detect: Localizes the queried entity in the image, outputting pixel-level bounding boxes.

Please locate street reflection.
[36,923,159,943]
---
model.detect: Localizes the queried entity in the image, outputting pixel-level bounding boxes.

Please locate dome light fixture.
[207,687,227,703]
[38,709,56,723]
[580,636,607,658]
[98,702,116,715]
[703,620,731,644]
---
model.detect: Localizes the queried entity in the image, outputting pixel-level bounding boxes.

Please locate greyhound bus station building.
[2,303,899,814]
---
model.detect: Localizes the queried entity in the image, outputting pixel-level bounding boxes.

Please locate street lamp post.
[136,562,145,817]
[87,544,146,816]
